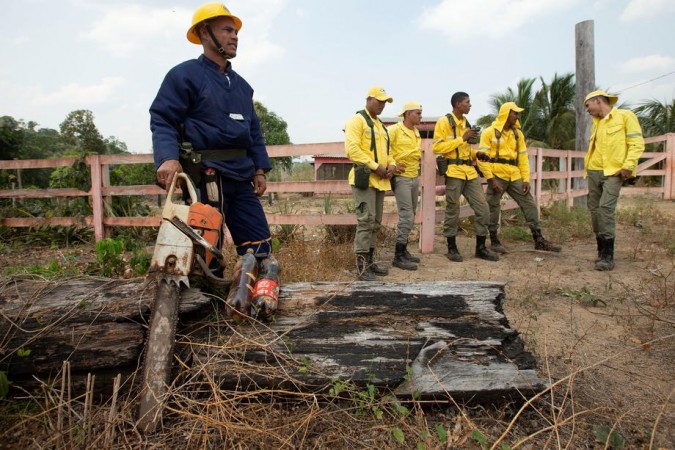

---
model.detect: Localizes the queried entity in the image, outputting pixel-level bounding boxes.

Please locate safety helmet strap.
[203,22,228,60]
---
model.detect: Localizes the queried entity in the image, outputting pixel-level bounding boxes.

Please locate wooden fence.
[1,133,674,253]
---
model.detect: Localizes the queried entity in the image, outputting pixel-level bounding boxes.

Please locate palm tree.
[477,78,538,136]
[531,73,576,149]
[634,98,675,137]
[479,73,577,150]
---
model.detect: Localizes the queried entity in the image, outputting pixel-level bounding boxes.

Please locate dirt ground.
[366,196,675,448]
[1,195,673,448]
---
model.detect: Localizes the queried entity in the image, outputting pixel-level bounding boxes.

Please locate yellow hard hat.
[187,2,242,44]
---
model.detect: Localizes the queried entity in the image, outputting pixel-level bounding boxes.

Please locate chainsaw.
[137,172,229,433]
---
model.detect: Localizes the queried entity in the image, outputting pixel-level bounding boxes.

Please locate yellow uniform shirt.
[387,122,421,178]
[585,107,644,176]
[432,113,480,180]
[477,126,530,183]
[345,110,396,191]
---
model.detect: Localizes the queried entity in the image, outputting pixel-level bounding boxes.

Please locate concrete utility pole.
[575,20,595,206]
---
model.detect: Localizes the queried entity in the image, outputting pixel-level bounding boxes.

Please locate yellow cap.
[187,2,242,44]
[366,86,393,103]
[398,101,422,117]
[584,89,618,105]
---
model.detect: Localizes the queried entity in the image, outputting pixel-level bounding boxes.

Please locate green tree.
[254,101,292,177]
[478,78,539,138]
[0,116,25,161]
[634,98,675,137]
[59,109,107,155]
[531,72,576,149]
[478,73,577,150]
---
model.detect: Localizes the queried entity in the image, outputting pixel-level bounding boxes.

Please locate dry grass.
[1,198,675,449]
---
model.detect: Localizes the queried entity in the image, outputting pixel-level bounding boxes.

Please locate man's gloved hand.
[157,159,183,191]
[522,181,531,195]
[487,178,503,194]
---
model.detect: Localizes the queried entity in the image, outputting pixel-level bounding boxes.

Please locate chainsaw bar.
[137,277,181,433]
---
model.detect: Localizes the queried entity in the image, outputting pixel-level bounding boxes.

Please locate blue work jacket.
[150,55,270,181]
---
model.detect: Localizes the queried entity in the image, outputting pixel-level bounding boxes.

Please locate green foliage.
[478,73,576,150]
[254,101,292,173]
[327,379,383,419]
[59,110,106,155]
[390,426,405,445]
[16,348,31,357]
[128,248,151,276]
[501,225,531,242]
[471,429,489,449]
[288,161,314,182]
[49,153,91,192]
[557,286,606,307]
[2,258,80,278]
[435,424,447,443]
[323,193,356,243]
[635,98,675,137]
[0,371,10,399]
[95,237,126,277]
[542,203,593,239]
[274,201,301,243]
[593,425,625,449]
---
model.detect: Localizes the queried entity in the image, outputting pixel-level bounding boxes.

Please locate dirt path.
[371,196,675,446]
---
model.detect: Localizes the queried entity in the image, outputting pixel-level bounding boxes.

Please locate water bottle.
[225,249,259,320]
[251,255,281,321]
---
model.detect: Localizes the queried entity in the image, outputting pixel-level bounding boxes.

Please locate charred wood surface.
[0,277,547,401]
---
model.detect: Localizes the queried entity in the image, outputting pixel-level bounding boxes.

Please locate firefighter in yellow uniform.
[388,101,423,271]
[345,86,397,281]
[433,92,498,262]
[583,90,645,271]
[477,102,561,254]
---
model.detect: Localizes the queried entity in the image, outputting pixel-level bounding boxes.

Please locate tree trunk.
[0,278,547,402]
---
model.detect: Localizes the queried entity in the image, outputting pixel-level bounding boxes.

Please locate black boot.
[595,235,602,263]
[402,242,421,263]
[533,229,562,252]
[446,236,463,262]
[489,231,508,254]
[595,238,615,271]
[368,248,389,276]
[475,235,499,261]
[356,253,376,281]
[393,243,417,271]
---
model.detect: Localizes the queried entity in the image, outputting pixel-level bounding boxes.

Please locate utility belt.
[179,142,247,183]
[179,143,248,204]
[446,158,473,166]
[179,143,247,165]
[490,157,518,166]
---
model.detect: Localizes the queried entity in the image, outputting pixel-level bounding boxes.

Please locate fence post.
[419,139,437,253]
[565,151,572,208]
[666,133,675,200]
[535,148,543,215]
[89,155,105,242]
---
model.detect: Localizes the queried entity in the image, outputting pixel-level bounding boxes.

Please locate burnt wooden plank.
[0,278,547,402]
[189,281,547,401]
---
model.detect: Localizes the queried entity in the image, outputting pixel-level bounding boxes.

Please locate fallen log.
[0,277,547,402]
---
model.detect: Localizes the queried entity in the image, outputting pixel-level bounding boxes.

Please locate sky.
[2,0,674,153]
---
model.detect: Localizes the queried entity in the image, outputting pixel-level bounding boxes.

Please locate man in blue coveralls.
[150,2,272,260]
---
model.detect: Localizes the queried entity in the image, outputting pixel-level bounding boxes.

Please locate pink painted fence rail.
[1,133,674,253]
